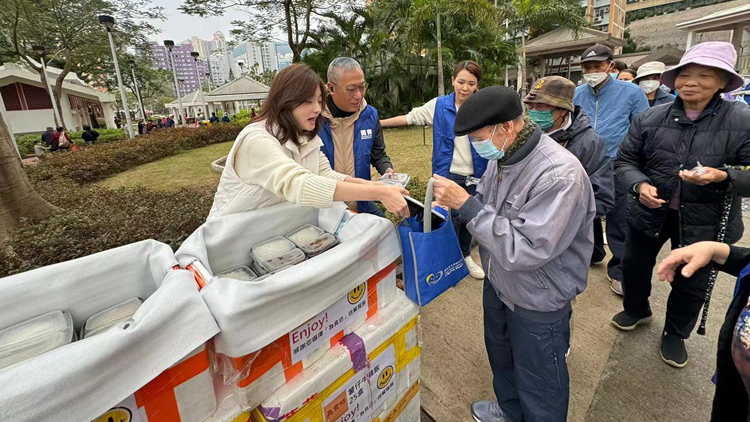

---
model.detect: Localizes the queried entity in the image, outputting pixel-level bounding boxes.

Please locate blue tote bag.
[398,178,469,306]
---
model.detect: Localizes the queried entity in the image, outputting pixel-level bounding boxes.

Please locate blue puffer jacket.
[574,77,649,158]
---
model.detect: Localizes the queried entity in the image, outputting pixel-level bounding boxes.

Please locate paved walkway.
[419,216,750,421]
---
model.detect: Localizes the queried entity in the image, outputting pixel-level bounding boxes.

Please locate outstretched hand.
[656,242,727,283]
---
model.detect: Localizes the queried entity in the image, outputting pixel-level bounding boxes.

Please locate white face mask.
[583,63,612,88]
[584,73,608,88]
[639,80,660,94]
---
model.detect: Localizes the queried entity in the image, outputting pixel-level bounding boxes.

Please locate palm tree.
[499,0,586,92]
[0,113,57,243]
[407,0,504,96]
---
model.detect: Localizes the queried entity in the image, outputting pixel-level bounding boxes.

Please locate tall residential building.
[148,41,208,96]
[233,40,279,74]
[190,36,212,61]
[582,0,627,52]
[210,32,227,54]
[233,41,264,74]
[261,42,279,72]
[209,51,229,86]
[210,31,234,82]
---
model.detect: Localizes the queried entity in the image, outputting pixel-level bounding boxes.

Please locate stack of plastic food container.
[82,298,142,338]
[251,237,306,275]
[218,266,259,282]
[0,310,75,371]
[379,173,410,188]
[286,225,338,257]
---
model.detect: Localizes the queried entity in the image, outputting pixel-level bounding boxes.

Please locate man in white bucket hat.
[633,61,675,107]
[613,41,750,368]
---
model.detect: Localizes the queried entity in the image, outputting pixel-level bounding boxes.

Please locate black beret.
[454,86,524,136]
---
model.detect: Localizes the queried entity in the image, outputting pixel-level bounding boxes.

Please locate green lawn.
[98,126,434,190]
[98,142,232,190]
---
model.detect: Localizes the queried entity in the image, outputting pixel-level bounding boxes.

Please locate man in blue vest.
[320,57,394,216]
[574,44,649,295]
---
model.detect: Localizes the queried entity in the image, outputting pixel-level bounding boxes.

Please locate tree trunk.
[38,68,61,128]
[0,113,57,243]
[436,6,444,96]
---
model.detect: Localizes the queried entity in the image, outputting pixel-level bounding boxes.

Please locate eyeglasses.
[333,83,368,96]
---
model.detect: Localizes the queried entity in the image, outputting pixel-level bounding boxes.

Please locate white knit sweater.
[208,121,349,218]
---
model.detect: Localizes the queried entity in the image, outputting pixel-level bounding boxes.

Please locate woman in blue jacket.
[381,61,487,279]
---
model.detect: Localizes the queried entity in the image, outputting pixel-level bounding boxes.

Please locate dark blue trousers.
[483,280,571,422]
[606,179,629,281]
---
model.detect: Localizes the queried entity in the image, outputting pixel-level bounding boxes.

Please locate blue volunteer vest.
[320,105,379,212]
[432,92,488,178]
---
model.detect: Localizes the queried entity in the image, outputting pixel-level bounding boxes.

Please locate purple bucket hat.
[661,42,745,93]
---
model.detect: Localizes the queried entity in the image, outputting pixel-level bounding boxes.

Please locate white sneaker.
[465,256,485,279]
[606,274,623,296]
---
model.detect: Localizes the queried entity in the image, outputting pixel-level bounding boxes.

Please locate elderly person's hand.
[433,174,469,209]
[637,182,666,209]
[679,167,727,186]
[656,241,730,283]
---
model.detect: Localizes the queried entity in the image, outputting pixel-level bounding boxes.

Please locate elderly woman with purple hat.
[613,42,750,369]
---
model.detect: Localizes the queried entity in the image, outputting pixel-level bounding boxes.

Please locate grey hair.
[327,57,362,84]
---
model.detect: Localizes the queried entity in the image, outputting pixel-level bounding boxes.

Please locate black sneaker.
[661,331,688,368]
[611,310,652,331]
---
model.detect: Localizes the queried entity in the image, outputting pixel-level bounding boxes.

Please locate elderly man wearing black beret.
[433,86,596,422]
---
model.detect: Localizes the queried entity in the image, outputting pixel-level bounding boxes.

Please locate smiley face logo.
[348,283,365,304]
[93,408,132,422]
[377,365,394,389]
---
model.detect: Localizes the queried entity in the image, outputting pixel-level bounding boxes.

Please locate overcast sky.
[148,0,242,43]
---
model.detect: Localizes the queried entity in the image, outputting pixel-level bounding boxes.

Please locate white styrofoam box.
[133,343,217,422]
[228,261,398,410]
[0,240,220,422]
[0,310,75,371]
[249,291,420,422]
[372,382,421,422]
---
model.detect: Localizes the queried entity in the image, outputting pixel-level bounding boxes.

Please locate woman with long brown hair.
[380,60,486,279]
[209,64,409,219]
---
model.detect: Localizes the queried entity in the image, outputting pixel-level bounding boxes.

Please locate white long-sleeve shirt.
[208,121,349,218]
[406,97,474,176]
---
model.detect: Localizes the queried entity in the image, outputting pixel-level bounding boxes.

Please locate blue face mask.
[528,109,555,131]
[471,124,510,160]
[610,73,619,79]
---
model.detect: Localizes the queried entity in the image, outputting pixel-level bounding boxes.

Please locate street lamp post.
[164,40,185,125]
[99,15,134,139]
[191,52,210,122]
[178,78,187,120]
[31,45,62,128]
[129,59,146,120]
[205,72,212,91]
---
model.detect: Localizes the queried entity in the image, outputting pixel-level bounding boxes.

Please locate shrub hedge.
[0,123,244,277]
[16,128,127,156]
[26,123,243,185]
[0,180,215,276]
